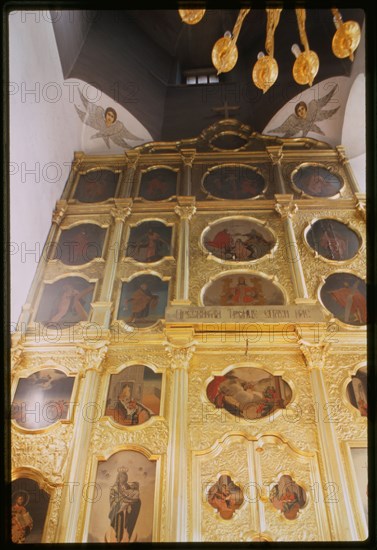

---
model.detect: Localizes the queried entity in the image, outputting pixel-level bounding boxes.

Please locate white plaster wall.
[9,11,83,325]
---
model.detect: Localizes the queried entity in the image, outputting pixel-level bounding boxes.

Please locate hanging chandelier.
[179,8,361,93]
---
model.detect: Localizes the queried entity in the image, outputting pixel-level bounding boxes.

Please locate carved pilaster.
[123,150,140,196]
[275,194,307,299]
[79,341,109,373]
[173,197,196,303]
[266,146,286,193]
[164,340,196,541]
[299,340,358,540]
[180,149,196,195]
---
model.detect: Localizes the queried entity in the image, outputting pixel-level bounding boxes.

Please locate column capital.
[111,199,133,222]
[355,192,366,221]
[299,340,330,370]
[78,341,109,373]
[266,145,284,165]
[125,150,140,168]
[335,145,347,165]
[52,200,68,225]
[164,341,196,371]
[274,194,298,219]
[72,151,85,170]
[180,148,196,167]
[175,196,196,220]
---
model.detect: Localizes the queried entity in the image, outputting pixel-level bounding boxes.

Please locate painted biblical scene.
[202,274,285,306]
[206,367,292,421]
[117,275,168,327]
[350,447,368,523]
[35,277,94,327]
[87,450,156,543]
[74,169,118,202]
[269,475,306,520]
[207,474,244,519]
[320,273,366,326]
[292,164,342,197]
[346,367,367,417]
[11,478,50,543]
[55,224,106,265]
[139,168,177,201]
[203,165,265,199]
[126,221,172,263]
[202,218,275,262]
[105,365,162,426]
[11,369,75,430]
[306,219,360,261]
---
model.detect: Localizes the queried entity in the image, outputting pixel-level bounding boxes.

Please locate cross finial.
[211,99,240,119]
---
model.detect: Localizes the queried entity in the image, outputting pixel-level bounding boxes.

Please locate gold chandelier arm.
[295,8,310,52]
[232,8,251,43]
[265,8,282,58]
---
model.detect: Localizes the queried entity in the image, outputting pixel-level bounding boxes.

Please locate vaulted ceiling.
[52,9,365,141]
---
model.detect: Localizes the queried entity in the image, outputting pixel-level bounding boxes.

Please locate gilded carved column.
[164,338,196,542]
[173,197,196,304]
[122,150,140,197]
[17,200,68,328]
[336,146,360,194]
[266,145,286,193]
[275,195,308,299]
[55,342,108,542]
[91,201,132,327]
[300,341,358,541]
[180,149,196,195]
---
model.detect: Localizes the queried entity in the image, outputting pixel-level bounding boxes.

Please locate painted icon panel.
[139,168,177,201]
[11,478,50,543]
[203,165,265,199]
[269,475,306,520]
[126,221,172,263]
[74,170,117,202]
[105,365,162,426]
[306,219,360,261]
[320,273,366,326]
[346,367,367,417]
[55,224,106,265]
[202,274,285,306]
[11,369,75,430]
[207,475,244,519]
[117,275,168,327]
[35,277,94,327]
[87,450,156,543]
[206,367,292,421]
[292,165,342,197]
[203,218,275,261]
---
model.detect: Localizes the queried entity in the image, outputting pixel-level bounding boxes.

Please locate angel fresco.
[75,89,143,149]
[269,85,340,138]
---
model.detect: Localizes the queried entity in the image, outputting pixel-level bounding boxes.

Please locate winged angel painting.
[269,85,340,138]
[75,89,143,149]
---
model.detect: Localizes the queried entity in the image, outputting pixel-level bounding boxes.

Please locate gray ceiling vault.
[52,9,365,141]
